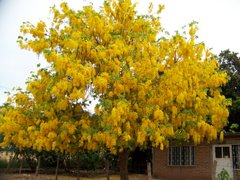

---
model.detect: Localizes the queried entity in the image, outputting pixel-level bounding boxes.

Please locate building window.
[232,145,240,169]
[215,147,222,158]
[215,146,230,158]
[168,146,195,166]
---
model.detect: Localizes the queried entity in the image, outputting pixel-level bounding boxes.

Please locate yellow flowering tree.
[0,0,230,180]
[0,68,97,154]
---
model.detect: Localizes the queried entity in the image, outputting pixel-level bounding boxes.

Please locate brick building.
[152,134,240,180]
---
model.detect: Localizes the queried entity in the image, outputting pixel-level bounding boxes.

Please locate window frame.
[232,145,240,169]
[215,146,230,159]
[168,145,195,166]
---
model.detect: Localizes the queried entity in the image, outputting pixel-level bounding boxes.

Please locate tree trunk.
[119,150,130,180]
[147,162,152,180]
[6,154,13,173]
[19,156,23,174]
[105,158,110,180]
[35,156,41,178]
[77,153,80,180]
[55,153,60,180]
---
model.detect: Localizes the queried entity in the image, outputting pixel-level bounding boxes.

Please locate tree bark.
[19,156,23,174]
[55,153,60,180]
[77,153,80,180]
[6,154,13,173]
[35,156,41,178]
[147,162,152,180]
[119,150,130,180]
[105,158,110,180]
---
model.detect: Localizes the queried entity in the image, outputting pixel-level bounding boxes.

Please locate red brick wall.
[152,144,213,180]
[233,170,240,180]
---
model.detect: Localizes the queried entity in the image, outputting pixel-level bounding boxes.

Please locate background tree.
[0,68,96,178]
[0,1,230,180]
[219,49,240,131]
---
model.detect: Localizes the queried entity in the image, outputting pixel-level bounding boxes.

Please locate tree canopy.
[0,0,230,179]
[219,49,240,131]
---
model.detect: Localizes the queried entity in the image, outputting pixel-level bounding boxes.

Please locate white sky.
[0,0,240,105]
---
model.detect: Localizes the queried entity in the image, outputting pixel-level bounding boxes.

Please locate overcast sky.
[0,0,240,105]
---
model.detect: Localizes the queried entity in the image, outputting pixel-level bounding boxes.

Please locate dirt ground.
[0,173,147,180]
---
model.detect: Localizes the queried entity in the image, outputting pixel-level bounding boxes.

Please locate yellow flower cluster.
[0,0,230,156]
